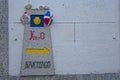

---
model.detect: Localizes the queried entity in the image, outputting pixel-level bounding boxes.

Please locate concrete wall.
[9,0,120,76]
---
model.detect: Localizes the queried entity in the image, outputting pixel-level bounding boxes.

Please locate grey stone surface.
[55,75,77,80]
[0,0,8,76]
[80,74,91,80]
[9,76,36,80]
[90,74,105,80]
[8,74,120,80]
[0,0,7,8]
[19,76,36,80]
[36,76,55,80]
[104,73,120,80]
[0,76,8,80]
[9,76,19,80]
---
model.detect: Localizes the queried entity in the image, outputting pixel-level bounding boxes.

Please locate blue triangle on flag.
[45,11,50,16]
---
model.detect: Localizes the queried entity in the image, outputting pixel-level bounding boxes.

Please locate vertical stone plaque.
[20,7,55,76]
[0,0,8,76]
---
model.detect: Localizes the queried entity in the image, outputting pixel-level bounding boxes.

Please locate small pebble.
[39,6,44,10]
[44,6,49,10]
[25,4,32,10]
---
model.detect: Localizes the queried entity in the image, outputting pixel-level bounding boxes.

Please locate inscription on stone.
[29,30,45,40]
[25,61,51,69]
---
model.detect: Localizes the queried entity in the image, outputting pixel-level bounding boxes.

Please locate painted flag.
[30,15,44,27]
[44,11,53,26]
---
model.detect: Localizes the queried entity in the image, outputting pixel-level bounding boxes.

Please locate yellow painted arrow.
[26,47,50,55]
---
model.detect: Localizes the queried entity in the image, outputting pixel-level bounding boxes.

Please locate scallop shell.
[25,4,32,10]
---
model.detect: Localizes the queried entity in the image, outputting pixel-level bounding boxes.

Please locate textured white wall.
[9,0,120,76]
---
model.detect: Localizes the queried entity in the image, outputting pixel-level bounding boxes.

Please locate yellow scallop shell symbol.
[33,17,41,25]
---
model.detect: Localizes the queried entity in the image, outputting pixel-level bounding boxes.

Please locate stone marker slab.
[20,9,55,76]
